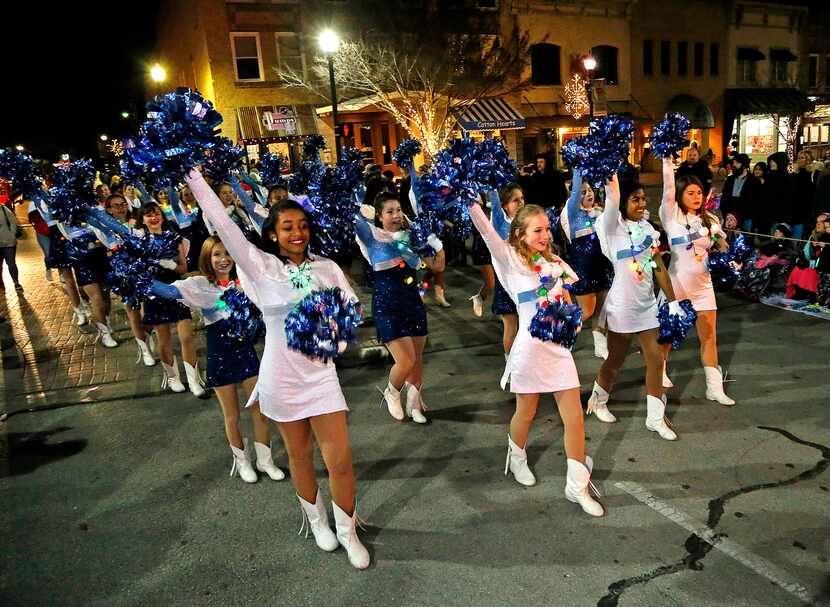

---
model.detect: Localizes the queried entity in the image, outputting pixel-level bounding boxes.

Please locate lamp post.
[149,63,167,97]
[318,29,341,162]
[582,55,597,122]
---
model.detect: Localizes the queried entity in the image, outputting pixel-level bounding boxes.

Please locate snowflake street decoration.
[108,140,124,157]
[564,74,590,120]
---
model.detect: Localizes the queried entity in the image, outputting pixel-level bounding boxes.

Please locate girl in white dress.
[658,158,734,405]
[186,171,370,569]
[469,201,603,517]
[587,175,682,440]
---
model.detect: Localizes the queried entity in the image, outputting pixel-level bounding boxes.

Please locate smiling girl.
[469,199,604,517]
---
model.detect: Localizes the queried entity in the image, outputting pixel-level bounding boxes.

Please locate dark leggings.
[0,246,19,284]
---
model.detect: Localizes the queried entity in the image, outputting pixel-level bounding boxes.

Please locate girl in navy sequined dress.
[149,235,285,484]
[355,191,445,424]
[560,169,614,359]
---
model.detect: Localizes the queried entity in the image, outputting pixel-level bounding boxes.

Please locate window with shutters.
[275,33,306,80]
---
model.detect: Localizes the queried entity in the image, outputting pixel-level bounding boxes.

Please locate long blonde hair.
[508,204,559,269]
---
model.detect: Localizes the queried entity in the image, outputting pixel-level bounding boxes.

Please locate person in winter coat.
[720,154,762,232]
[675,146,714,196]
[0,203,22,291]
[791,150,817,240]
[765,152,793,237]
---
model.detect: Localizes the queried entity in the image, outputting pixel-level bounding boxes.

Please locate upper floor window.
[530,43,561,85]
[769,49,796,84]
[643,39,654,76]
[710,43,720,76]
[230,32,263,81]
[275,32,306,79]
[591,45,619,85]
[736,47,764,84]
[694,42,704,77]
[660,40,671,75]
[677,41,688,76]
[807,54,818,88]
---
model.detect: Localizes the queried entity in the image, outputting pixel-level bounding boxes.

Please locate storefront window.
[739,116,785,163]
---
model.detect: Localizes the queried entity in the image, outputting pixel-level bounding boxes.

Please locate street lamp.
[15,145,24,151]
[582,55,597,122]
[318,29,342,161]
[150,63,166,83]
[99,134,109,142]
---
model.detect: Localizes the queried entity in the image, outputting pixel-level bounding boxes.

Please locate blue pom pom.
[204,138,245,182]
[125,88,223,186]
[581,114,635,187]
[648,113,691,159]
[302,135,326,160]
[307,147,363,257]
[47,159,96,225]
[707,234,753,290]
[657,299,698,350]
[0,148,43,199]
[258,152,287,188]
[393,139,422,170]
[560,137,588,169]
[219,287,264,344]
[284,288,362,361]
[528,300,583,349]
[106,231,183,308]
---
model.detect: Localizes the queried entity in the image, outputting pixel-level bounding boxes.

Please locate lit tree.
[276,12,531,158]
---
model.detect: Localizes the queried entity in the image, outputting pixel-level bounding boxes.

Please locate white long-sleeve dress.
[187,171,357,422]
[469,203,580,394]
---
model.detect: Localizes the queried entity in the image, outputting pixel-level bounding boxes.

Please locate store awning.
[666,94,715,129]
[725,88,815,115]
[454,97,526,131]
[737,47,766,61]
[236,105,318,140]
[769,49,798,63]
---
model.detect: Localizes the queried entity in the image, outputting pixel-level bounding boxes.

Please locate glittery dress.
[469,204,580,394]
[560,172,614,296]
[489,202,519,316]
[187,172,354,422]
[355,216,428,343]
[139,229,192,326]
[166,276,260,387]
[659,160,722,312]
[595,177,661,333]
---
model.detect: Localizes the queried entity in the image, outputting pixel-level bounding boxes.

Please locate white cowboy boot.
[704,366,735,406]
[72,306,88,326]
[504,434,536,486]
[229,438,257,483]
[564,456,605,517]
[161,356,186,393]
[95,322,118,348]
[183,361,207,398]
[254,441,286,481]
[586,381,617,423]
[662,361,674,388]
[469,289,484,317]
[297,492,339,552]
[135,338,156,367]
[381,382,404,421]
[645,394,677,441]
[434,285,451,308]
[592,330,608,359]
[332,501,370,570]
[403,382,428,424]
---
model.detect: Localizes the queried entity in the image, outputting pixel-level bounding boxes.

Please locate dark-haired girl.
[135,202,206,397]
[148,236,285,484]
[355,191,445,424]
[660,158,734,405]
[587,174,681,440]
[186,173,369,570]
[560,170,613,359]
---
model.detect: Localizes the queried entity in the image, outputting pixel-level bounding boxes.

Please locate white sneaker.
[505,434,536,486]
[645,395,677,441]
[297,492,339,552]
[403,382,428,424]
[470,293,484,317]
[95,322,118,348]
[230,439,258,483]
[332,501,371,570]
[586,381,616,423]
[564,456,605,517]
[161,357,186,393]
[254,441,286,481]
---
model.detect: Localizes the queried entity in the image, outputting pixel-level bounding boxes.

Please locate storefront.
[802,103,830,159]
[452,97,526,159]
[236,104,320,171]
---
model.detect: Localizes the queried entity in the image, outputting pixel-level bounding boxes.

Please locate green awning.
[666,95,715,129]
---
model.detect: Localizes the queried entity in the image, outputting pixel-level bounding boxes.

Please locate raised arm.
[149,280,183,300]
[661,157,678,217]
[185,170,270,280]
[135,181,156,205]
[229,175,265,232]
[84,206,130,237]
[469,200,511,265]
[565,169,584,237]
[167,187,193,228]
[601,174,621,232]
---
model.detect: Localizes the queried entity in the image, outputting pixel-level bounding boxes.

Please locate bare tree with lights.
[275,18,531,158]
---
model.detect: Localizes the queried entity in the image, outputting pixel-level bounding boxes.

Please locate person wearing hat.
[721,153,762,233]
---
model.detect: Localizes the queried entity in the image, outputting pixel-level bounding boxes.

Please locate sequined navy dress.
[355,216,428,343]
[151,277,260,387]
[559,170,614,296]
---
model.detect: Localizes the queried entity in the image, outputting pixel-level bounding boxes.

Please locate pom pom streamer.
[657,299,698,350]
[47,159,97,225]
[219,287,264,344]
[393,139,422,170]
[528,299,583,349]
[106,231,183,309]
[258,152,287,188]
[302,135,326,160]
[0,148,43,199]
[560,137,588,169]
[204,138,245,182]
[284,288,362,361]
[580,114,635,187]
[707,233,754,290]
[648,113,691,159]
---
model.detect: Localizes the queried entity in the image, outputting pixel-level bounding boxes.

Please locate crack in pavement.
[597,426,830,607]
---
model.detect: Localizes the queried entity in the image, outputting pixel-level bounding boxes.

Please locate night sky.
[0,1,161,162]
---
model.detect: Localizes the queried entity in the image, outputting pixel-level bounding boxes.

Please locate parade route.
[2,229,828,607]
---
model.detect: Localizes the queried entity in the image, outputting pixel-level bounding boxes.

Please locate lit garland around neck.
[531,253,573,308]
[626,222,659,281]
